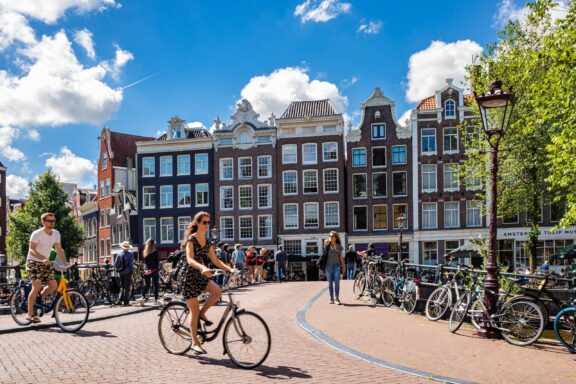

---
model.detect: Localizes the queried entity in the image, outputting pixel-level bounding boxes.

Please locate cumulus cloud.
[73,28,96,59]
[405,40,483,103]
[294,0,351,23]
[0,0,119,24]
[494,0,568,25]
[45,147,97,188]
[0,126,25,161]
[0,10,36,49]
[6,174,30,198]
[399,110,412,126]
[357,20,382,35]
[239,67,348,119]
[103,45,134,80]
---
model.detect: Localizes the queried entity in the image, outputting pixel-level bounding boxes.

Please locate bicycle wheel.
[54,290,89,332]
[499,299,544,346]
[469,298,484,330]
[79,281,98,308]
[425,286,452,321]
[554,307,576,353]
[370,275,384,307]
[223,311,271,369]
[158,301,191,355]
[353,272,365,299]
[9,286,31,326]
[449,291,471,333]
[381,277,395,307]
[401,280,418,314]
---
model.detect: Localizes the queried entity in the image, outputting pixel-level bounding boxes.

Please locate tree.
[6,172,84,264]
[463,0,570,272]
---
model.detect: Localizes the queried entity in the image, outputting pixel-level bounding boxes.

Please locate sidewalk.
[304,280,576,384]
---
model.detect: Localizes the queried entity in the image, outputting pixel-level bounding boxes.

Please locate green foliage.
[6,172,84,264]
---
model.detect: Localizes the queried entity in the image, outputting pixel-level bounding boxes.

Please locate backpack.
[115,254,125,273]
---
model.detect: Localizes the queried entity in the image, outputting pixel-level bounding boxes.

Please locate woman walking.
[141,239,160,304]
[324,231,345,305]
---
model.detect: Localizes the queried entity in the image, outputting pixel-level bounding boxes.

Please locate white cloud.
[26,129,40,141]
[74,28,96,59]
[494,0,568,25]
[341,76,359,88]
[357,20,382,35]
[0,10,36,49]
[45,147,96,188]
[105,46,133,80]
[0,125,25,161]
[405,40,483,103]
[399,110,412,126]
[6,174,30,198]
[0,0,119,24]
[294,0,351,23]
[239,66,348,119]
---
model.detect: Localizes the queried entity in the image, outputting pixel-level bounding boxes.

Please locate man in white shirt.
[26,212,68,323]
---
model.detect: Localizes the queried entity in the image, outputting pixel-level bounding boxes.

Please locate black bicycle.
[78,263,119,307]
[157,270,271,369]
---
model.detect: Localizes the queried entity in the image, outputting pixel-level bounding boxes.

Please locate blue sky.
[0,0,535,197]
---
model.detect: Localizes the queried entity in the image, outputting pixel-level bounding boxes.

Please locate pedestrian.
[345,245,357,280]
[232,244,246,285]
[141,238,160,304]
[25,212,69,323]
[255,248,267,283]
[324,231,345,305]
[274,246,288,283]
[116,241,135,306]
[540,259,550,275]
[246,245,256,284]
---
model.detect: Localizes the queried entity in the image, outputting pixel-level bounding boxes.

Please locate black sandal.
[199,314,213,326]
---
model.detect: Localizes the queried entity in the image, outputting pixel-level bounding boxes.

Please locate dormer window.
[238,131,251,144]
[374,111,381,119]
[101,152,108,170]
[171,124,183,139]
[445,99,456,119]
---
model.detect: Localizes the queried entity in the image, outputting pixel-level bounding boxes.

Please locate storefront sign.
[498,227,576,241]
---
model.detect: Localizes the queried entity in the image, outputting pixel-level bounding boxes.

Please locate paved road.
[0,282,428,384]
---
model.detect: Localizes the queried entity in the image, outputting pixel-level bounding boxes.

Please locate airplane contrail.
[117,75,155,91]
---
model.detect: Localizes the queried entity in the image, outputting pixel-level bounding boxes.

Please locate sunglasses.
[202,221,211,225]
[44,219,56,223]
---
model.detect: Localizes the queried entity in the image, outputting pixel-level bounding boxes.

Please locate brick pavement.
[0,282,430,384]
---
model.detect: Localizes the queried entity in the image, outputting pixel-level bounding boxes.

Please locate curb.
[295,287,477,384]
[0,305,158,335]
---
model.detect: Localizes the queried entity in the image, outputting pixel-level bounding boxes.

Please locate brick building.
[0,161,6,258]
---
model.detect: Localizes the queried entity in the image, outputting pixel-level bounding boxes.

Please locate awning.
[444,242,481,259]
[551,244,576,261]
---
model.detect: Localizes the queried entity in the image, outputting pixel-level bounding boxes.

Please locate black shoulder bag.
[316,246,329,271]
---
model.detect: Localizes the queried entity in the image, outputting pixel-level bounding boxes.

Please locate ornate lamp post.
[474,78,515,338]
[210,226,220,242]
[396,214,408,263]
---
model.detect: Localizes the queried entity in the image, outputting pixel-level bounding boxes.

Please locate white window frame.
[178,217,190,243]
[353,206,368,231]
[177,184,191,208]
[160,217,174,244]
[392,171,408,197]
[239,216,253,240]
[372,172,387,198]
[422,202,438,229]
[421,164,437,193]
[373,204,388,230]
[238,157,252,179]
[283,171,298,196]
[443,163,460,191]
[445,99,456,119]
[372,146,387,168]
[219,158,234,181]
[195,153,209,175]
[467,201,483,227]
[142,186,156,209]
[352,173,368,199]
[177,155,190,176]
[143,218,156,242]
[160,185,173,208]
[101,152,107,170]
[323,169,339,194]
[352,147,367,167]
[302,143,317,165]
[195,183,209,207]
[393,204,409,229]
[257,184,272,209]
[371,123,386,140]
[142,157,155,177]
[443,127,459,154]
[238,185,253,210]
[423,241,438,265]
[283,204,299,230]
[282,144,297,164]
[444,201,460,228]
[303,170,318,194]
[421,128,437,155]
[258,215,273,240]
[160,156,173,177]
[220,186,234,211]
[391,145,407,165]
[304,202,319,229]
[257,156,272,179]
[324,202,340,228]
[322,142,338,162]
[220,217,234,241]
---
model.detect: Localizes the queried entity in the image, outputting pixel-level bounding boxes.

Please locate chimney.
[127,157,133,170]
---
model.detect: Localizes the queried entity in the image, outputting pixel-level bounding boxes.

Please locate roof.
[110,131,154,166]
[280,99,338,119]
[156,128,212,141]
[416,94,476,110]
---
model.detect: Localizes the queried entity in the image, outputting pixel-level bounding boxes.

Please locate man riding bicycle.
[25,212,68,323]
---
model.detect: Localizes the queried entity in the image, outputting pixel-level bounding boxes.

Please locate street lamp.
[474,78,515,338]
[210,226,219,242]
[396,214,408,263]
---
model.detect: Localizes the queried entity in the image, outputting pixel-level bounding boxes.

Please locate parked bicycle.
[554,293,576,353]
[158,269,271,368]
[78,263,119,307]
[425,264,472,321]
[381,259,421,313]
[353,255,385,306]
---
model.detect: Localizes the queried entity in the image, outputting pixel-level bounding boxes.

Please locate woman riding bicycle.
[177,211,234,355]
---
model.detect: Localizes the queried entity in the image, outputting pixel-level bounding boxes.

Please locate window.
[443,164,459,191]
[306,241,319,256]
[465,126,482,152]
[502,213,519,224]
[257,156,271,178]
[219,138,233,145]
[258,216,272,239]
[99,181,104,198]
[257,135,271,143]
[195,184,209,207]
[466,166,483,190]
[178,217,190,243]
[160,186,173,208]
[239,157,252,179]
[143,186,155,208]
[258,185,272,209]
[238,131,251,144]
[551,199,566,222]
[392,172,407,196]
[445,240,460,254]
[160,156,173,176]
[99,209,105,228]
[323,169,338,193]
[239,186,252,209]
[372,147,386,167]
[105,179,110,196]
[422,203,438,229]
[100,239,105,258]
[284,204,298,229]
[443,127,459,153]
[373,205,388,230]
[101,152,107,170]
[177,185,191,207]
[421,128,436,154]
[423,241,438,265]
[284,240,302,256]
[106,238,111,257]
[171,124,183,139]
[177,155,190,175]
[302,143,317,164]
[393,205,408,228]
[239,217,253,240]
[371,124,386,139]
[194,154,208,175]
[220,186,233,210]
[324,202,339,227]
[353,206,368,230]
[374,111,381,119]
[303,170,318,194]
[467,201,482,227]
[142,157,155,177]
[353,174,367,198]
[283,171,297,195]
[220,217,234,240]
[352,148,367,167]
[282,144,297,164]
[445,99,456,119]
[220,158,233,180]
[422,165,437,192]
[323,142,338,162]
[444,202,460,228]
[304,203,319,229]
[372,173,387,197]
[392,145,407,165]
[160,218,174,243]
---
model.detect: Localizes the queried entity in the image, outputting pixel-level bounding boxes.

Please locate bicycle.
[157,269,271,369]
[554,298,576,353]
[353,255,385,306]
[9,263,89,332]
[381,259,420,313]
[79,263,119,307]
[425,264,472,321]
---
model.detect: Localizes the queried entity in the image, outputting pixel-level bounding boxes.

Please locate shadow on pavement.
[71,329,117,338]
[189,355,313,379]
